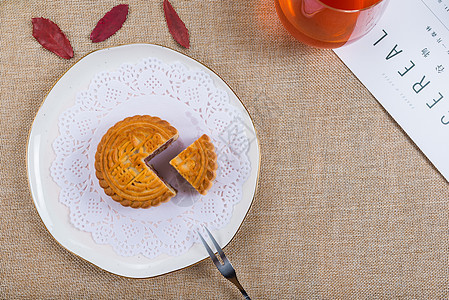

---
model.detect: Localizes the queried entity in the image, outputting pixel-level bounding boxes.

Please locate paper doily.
[50,57,251,258]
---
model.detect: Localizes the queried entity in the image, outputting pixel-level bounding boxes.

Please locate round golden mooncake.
[169,134,217,195]
[95,115,179,208]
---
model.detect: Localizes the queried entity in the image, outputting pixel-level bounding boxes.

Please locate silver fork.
[197,227,251,300]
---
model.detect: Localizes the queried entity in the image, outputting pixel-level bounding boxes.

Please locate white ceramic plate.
[27,44,260,278]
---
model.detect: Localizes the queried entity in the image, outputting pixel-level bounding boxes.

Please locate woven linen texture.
[1,0,448,298]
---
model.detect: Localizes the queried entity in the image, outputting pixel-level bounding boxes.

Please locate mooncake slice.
[169,134,217,195]
[95,115,178,208]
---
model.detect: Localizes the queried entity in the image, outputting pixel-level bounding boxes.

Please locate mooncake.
[169,134,217,195]
[95,115,178,208]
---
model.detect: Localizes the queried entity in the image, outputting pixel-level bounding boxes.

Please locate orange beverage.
[275,0,389,48]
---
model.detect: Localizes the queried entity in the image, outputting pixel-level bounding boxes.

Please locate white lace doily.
[50,57,251,258]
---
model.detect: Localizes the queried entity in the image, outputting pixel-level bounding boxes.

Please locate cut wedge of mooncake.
[95,115,178,208]
[169,134,217,195]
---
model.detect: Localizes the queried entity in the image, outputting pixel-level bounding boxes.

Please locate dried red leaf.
[163,0,190,49]
[32,18,74,59]
[90,4,129,43]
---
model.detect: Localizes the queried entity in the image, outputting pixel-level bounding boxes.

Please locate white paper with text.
[335,0,449,181]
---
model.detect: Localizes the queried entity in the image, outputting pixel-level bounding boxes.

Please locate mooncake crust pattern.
[169,134,217,195]
[95,115,178,208]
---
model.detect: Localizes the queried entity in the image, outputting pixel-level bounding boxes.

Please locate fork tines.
[198,227,228,268]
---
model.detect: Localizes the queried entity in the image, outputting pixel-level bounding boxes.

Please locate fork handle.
[229,277,251,299]
[240,289,251,300]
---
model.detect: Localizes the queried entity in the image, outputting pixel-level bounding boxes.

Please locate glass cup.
[274,0,389,49]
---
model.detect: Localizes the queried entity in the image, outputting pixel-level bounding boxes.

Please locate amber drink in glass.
[275,0,389,48]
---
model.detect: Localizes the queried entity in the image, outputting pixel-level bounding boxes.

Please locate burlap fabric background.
[1,0,448,298]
